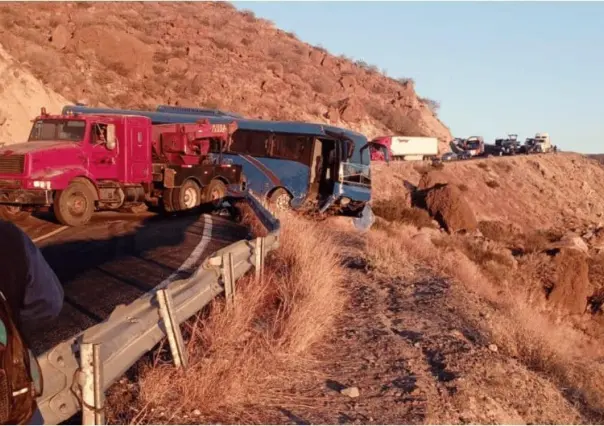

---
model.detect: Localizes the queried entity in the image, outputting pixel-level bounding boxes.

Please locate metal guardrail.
[35,192,281,425]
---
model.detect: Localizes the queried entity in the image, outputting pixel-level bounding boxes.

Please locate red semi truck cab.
[0,108,244,226]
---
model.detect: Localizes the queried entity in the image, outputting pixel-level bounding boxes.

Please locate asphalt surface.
[16,210,249,356]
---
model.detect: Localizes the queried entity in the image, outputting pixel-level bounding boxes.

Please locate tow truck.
[0,108,245,226]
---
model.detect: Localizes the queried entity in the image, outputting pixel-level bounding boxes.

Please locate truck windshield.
[28,119,87,142]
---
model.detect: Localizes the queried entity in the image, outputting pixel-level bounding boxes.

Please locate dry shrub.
[478,220,519,243]
[373,199,434,229]
[211,35,237,51]
[486,299,604,419]
[457,239,513,269]
[494,161,513,173]
[365,227,417,278]
[232,200,268,238]
[124,215,344,423]
[310,75,335,95]
[485,179,500,188]
[521,229,563,254]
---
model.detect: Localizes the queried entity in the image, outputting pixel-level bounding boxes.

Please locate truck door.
[128,125,151,183]
[90,122,120,180]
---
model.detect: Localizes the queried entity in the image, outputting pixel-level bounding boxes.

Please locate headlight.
[33,180,51,189]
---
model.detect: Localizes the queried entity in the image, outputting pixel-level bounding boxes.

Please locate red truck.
[0,108,245,226]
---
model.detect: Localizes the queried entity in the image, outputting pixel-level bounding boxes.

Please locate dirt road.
[17,211,248,356]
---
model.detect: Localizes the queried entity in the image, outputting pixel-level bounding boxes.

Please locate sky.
[231,1,604,153]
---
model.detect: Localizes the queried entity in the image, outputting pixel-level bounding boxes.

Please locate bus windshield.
[28,119,87,142]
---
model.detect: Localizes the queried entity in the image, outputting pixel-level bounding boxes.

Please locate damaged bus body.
[63,105,384,227]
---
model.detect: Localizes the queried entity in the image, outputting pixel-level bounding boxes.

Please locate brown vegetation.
[107,214,344,423]
[372,199,434,229]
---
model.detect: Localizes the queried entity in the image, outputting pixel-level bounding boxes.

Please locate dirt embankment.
[374,153,604,232]
[0,44,68,144]
[367,152,604,422]
[0,2,451,148]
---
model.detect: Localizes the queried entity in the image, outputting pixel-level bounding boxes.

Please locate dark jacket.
[0,220,63,334]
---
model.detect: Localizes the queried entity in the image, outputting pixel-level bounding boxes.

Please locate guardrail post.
[254,237,265,281]
[157,289,188,369]
[222,252,235,303]
[80,343,104,425]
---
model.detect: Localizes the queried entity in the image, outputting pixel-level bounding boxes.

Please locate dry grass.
[109,215,344,424]
[372,198,434,229]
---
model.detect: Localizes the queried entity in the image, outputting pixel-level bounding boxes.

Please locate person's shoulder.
[0,220,28,244]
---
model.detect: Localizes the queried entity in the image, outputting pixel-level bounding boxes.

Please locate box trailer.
[370,136,439,161]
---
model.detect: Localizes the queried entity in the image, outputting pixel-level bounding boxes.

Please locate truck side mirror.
[106,124,116,150]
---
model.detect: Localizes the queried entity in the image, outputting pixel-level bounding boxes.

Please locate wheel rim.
[183,187,198,209]
[276,194,291,211]
[67,191,88,217]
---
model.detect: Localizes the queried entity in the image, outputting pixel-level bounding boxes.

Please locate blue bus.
[62,105,387,223]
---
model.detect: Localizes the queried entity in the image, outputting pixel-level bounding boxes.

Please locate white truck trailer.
[370,135,439,161]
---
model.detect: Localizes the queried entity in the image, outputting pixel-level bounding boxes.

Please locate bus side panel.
[254,157,310,201]
[336,183,371,203]
[222,154,310,203]
[222,154,273,197]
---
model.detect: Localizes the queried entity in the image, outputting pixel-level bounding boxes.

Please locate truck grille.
[0,155,25,174]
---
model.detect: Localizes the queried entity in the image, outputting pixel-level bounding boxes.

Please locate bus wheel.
[53,182,95,226]
[269,188,291,211]
[174,180,202,212]
[202,179,227,209]
[0,205,31,222]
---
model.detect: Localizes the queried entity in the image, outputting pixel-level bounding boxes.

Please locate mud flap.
[352,204,375,231]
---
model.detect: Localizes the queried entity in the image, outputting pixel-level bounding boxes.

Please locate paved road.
[15,210,249,355]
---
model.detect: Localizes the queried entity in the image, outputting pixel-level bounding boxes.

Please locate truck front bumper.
[0,189,53,206]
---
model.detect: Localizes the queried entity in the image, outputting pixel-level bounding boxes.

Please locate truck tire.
[53,181,95,226]
[0,205,31,222]
[161,188,175,213]
[173,179,201,212]
[269,188,292,211]
[202,179,227,209]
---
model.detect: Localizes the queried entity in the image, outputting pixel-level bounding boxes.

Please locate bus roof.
[61,105,367,141]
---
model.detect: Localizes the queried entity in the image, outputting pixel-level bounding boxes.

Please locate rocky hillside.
[0,44,68,143]
[0,2,451,148]
[374,153,604,232]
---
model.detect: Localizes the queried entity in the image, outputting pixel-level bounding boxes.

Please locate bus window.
[230,130,271,157]
[272,133,313,163]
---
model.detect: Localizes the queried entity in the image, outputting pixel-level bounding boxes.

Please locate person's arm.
[19,231,64,327]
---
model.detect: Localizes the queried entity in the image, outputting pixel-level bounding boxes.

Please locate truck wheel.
[0,205,31,222]
[269,188,292,211]
[161,188,175,213]
[53,182,95,226]
[173,180,201,211]
[202,179,227,209]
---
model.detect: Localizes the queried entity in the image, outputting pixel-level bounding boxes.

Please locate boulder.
[72,26,154,78]
[49,24,71,50]
[424,184,477,233]
[549,249,591,315]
